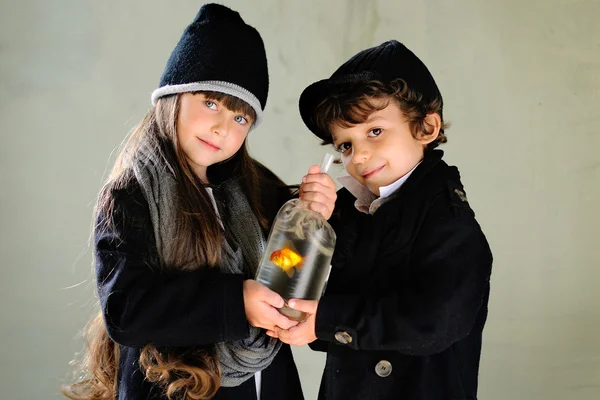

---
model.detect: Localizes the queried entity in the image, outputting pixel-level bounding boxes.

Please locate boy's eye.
[335,142,351,153]
[368,128,383,137]
[205,101,217,110]
[234,115,248,125]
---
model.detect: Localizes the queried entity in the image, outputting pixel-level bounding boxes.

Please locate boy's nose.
[351,146,369,164]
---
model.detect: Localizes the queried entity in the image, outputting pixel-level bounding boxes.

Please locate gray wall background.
[1,0,599,399]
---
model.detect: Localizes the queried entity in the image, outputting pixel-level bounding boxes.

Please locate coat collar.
[338,150,446,214]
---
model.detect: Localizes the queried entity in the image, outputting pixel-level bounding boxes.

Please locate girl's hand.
[299,165,337,220]
[266,299,318,346]
[243,280,297,331]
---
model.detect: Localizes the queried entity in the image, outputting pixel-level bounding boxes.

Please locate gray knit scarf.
[133,143,281,388]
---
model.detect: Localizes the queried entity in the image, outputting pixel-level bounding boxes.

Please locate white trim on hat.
[151,81,264,127]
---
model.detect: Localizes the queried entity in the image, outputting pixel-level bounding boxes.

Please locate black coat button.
[334,331,353,344]
[375,360,392,377]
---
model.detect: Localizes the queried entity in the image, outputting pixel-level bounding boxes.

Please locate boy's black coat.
[312,150,493,400]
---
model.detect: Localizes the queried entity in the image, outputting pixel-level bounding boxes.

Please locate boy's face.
[330,102,434,196]
[177,92,253,182]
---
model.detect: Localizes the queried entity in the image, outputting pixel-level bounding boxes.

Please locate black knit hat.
[299,40,443,140]
[151,4,269,127]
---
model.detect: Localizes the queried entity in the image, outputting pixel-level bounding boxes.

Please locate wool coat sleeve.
[95,183,249,348]
[314,191,492,356]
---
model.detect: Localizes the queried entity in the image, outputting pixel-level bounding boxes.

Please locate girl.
[62,4,327,400]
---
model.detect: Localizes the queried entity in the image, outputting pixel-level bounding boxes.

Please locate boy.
[271,40,493,400]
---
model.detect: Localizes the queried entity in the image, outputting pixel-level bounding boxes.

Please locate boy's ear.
[418,113,441,145]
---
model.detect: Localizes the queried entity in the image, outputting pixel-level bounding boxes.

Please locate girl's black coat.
[95,169,303,400]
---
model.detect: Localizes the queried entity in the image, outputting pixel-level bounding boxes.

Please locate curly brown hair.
[313,78,449,152]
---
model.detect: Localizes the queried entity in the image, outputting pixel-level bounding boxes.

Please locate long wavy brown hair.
[62,92,291,400]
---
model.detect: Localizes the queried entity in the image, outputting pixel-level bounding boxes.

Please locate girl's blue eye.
[368,128,383,137]
[205,101,217,110]
[234,115,248,125]
[335,142,351,153]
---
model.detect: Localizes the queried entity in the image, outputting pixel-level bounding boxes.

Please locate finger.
[300,184,336,204]
[306,197,333,217]
[266,330,278,338]
[302,177,336,195]
[299,194,334,217]
[307,201,332,220]
[274,313,299,330]
[288,299,319,314]
[301,190,334,206]
[276,329,292,342]
[306,165,321,175]
[260,287,285,308]
[302,173,335,187]
[278,328,304,346]
[299,181,336,198]
[257,307,291,330]
[275,327,297,342]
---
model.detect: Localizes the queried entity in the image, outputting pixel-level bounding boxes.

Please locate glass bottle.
[255,154,336,321]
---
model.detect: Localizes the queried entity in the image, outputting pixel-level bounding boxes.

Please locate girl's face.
[177,92,254,182]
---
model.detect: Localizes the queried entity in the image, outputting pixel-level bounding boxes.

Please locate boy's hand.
[243,280,298,331]
[266,299,318,346]
[299,165,337,220]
